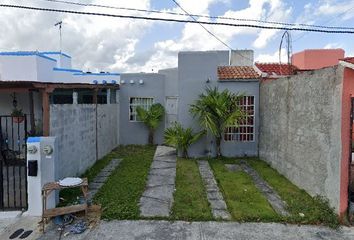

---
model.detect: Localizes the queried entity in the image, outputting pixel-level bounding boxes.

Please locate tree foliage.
[164,122,205,158]
[190,87,245,157]
[136,103,165,145]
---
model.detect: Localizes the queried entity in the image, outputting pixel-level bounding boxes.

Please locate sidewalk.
[47,220,354,240]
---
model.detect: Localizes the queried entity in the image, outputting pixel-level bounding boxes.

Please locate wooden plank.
[42,90,50,136]
[43,203,87,218]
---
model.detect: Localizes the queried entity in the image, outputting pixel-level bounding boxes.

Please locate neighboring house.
[257,48,353,219]
[0,51,120,180]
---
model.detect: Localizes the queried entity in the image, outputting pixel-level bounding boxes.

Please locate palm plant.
[190,87,246,157]
[136,103,165,145]
[164,122,205,158]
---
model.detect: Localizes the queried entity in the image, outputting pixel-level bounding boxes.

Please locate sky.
[0,0,354,73]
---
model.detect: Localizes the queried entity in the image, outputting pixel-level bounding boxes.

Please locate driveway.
[39,220,354,240]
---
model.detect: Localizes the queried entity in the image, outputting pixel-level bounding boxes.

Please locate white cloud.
[255,48,288,63]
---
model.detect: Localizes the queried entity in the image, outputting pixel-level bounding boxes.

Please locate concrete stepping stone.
[197,160,231,220]
[240,160,290,217]
[139,146,177,217]
[87,158,122,200]
[225,164,241,172]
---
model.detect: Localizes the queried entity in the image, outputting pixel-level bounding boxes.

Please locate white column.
[25,137,58,216]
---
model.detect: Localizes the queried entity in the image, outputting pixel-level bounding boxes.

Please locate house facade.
[118,50,260,157]
[1,48,354,218]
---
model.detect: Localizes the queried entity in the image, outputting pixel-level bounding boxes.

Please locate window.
[50,89,73,104]
[224,96,255,142]
[129,97,154,121]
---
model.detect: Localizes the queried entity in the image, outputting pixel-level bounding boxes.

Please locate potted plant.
[11,108,25,123]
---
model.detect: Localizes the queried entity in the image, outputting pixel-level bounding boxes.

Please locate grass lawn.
[171,158,213,221]
[59,150,121,206]
[209,159,279,222]
[94,145,156,219]
[248,159,340,228]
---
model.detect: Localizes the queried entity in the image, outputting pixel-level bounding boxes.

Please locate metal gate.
[0,115,28,210]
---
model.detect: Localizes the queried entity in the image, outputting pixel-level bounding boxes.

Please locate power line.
[38,0,354,30]
[171,0,232,50]
[293,4,354,42]
[2,4,354,34]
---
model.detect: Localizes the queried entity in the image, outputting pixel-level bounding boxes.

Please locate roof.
[0,51,57,62]
[217,66,260,80]
[0,81,119,91]
[40,51,71,58]
[340,57,354,65]
[255,63,297,76]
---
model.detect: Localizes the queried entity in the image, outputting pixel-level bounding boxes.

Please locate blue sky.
[0,0,353,72]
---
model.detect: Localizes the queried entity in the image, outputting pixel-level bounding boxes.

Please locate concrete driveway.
[39,220,354,240]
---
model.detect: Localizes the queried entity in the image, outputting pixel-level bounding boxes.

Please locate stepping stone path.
[139,146,177,217]
[88,158,122,200]
[239,160,290,217]
[198,160,231,220]
[225,164,241,172]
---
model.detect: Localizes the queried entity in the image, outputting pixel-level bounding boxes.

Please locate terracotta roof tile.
[340,57,354,64]
[255,63,297,76]
[217,66,260,80]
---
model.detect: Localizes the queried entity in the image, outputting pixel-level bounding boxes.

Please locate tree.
[190,87,245,157]
[136,103,165,145]
[164,122,205,158]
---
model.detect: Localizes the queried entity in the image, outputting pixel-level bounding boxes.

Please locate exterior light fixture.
[102,80,107,84]
[130,80,135,84]
[139,79,144,85]
[111,80,117,84]
[93,80,98,84]
[120,80,125,84]
[206,77,211,83]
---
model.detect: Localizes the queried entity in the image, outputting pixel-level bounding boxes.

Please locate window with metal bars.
[129,97,154,121]
[224,96,255,142]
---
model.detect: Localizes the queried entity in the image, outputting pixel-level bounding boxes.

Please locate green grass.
[248,159,340,228]
[171,158,213,220]
[94,145,156,219]
[209,158,279,222]
[59,150,120,206]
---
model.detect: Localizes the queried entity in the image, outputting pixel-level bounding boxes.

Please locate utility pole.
[54,21,63,52]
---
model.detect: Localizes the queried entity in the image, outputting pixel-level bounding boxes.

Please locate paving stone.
[209,199,228,210]
[96,171,112,178]
[139,197,170,217]
[207,190,224,200]
[140,146,177,218]
[213,209,232,220]
[142,185,175,202]
[92,176,108,183]
[225,164,241,172]
[147,174,175,186]
[240,160,289,216]
[150,168,176,177]
[197,160,231,220]
[89,182,104,190]
[151,161,176,169]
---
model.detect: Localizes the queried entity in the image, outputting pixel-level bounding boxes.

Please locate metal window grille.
[224,96,255,142]
[129,97,154,121]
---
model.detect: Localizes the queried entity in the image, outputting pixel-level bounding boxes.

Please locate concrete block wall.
[259,67,343,212]
[50,104,119,178]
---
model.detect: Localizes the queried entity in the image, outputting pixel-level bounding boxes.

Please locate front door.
[165,97,178,128]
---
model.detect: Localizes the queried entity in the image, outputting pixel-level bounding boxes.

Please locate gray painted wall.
[50,104,119,178]
[119,73,166,145]
[177,51,259,157]
[159,68,178,97]
[259,66,343,212]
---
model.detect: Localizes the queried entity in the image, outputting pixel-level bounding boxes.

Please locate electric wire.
[2,4,354,34]
[37,0,354,30]
[171,0,233,50]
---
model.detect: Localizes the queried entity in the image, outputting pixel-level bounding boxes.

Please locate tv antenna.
[54,21,63,52]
